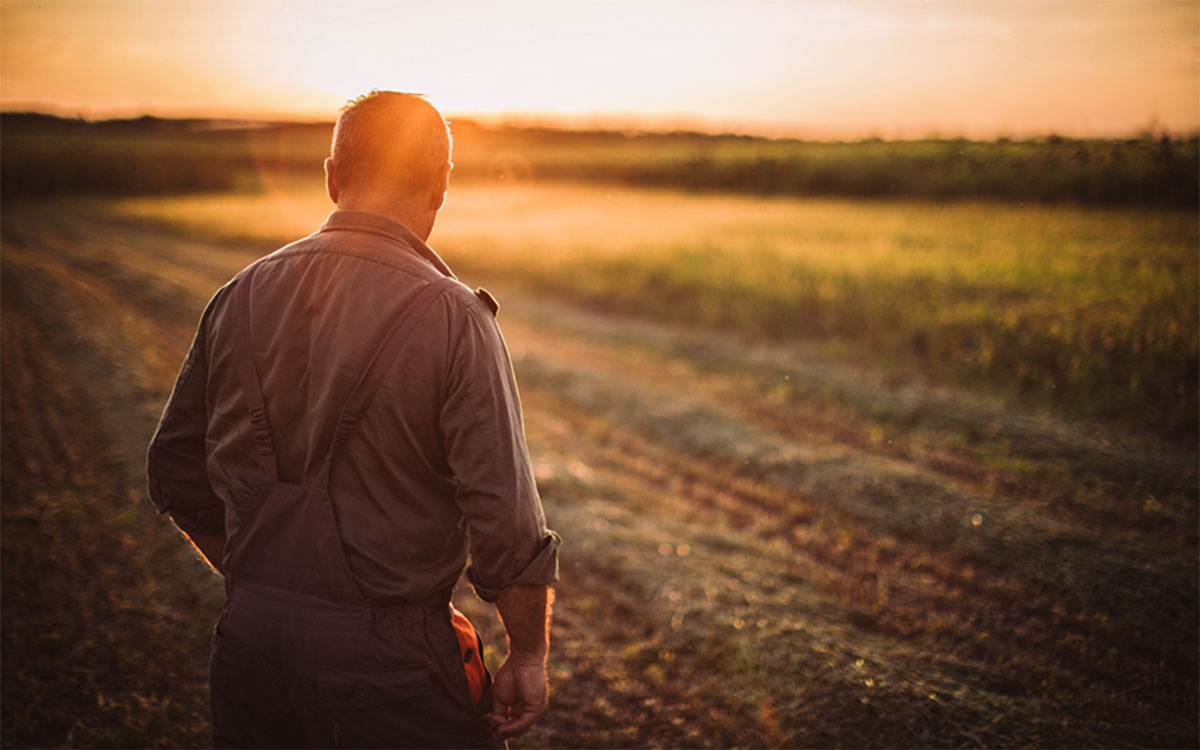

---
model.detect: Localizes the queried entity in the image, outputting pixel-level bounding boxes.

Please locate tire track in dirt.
[507,393,1161,747]
[512,388,1194,747]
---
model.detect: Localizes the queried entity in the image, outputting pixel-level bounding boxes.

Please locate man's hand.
[489,654,548,739]
[490,585,553,739]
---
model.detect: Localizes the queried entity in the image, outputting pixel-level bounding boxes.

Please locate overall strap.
[318,277,457,483]
[231,261,279,482]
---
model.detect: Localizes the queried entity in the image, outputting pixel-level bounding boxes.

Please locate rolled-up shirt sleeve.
[146,291,226,536]
[441,293,560,602]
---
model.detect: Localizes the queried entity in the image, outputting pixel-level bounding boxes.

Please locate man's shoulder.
[473,287,499,317]
[433,281,503,321]
[416,280,495,331]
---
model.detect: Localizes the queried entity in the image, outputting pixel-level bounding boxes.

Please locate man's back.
[153,209,553,604]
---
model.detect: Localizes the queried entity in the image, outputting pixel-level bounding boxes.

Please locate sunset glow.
[2,0,1197,138]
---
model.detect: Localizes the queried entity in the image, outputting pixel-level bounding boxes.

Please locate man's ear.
[324,158,339,204]
[430,162,451,211]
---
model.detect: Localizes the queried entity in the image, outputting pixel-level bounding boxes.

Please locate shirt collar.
[318,209,457,279]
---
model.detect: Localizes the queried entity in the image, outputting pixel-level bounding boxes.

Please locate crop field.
[2,125,1198,747]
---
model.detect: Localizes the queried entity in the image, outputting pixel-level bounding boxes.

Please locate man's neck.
[335,193,435,241]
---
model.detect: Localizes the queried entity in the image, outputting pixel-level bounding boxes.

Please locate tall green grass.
[544,245,1196,436]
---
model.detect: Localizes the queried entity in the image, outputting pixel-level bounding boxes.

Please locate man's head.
[325,91,453,237]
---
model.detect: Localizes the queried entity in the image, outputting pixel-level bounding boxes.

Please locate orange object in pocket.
[449,604,487,705]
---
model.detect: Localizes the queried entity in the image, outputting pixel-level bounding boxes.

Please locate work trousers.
[210,580,498,749]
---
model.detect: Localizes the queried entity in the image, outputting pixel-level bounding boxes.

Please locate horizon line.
[3,103,1196,143]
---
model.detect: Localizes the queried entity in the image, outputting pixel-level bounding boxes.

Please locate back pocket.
[210,630,307,748]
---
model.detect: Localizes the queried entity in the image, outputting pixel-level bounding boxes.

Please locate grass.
[108,180,1199,441]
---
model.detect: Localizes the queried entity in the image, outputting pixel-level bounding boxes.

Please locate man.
[147,91,560,748]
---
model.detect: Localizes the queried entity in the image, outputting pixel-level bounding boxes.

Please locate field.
[2,118,1198,748]
[112,181,1200,439]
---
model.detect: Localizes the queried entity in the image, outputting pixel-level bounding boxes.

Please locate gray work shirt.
[147,209,560,603]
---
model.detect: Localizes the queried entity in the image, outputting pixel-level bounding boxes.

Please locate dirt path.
[3,204,1196,748]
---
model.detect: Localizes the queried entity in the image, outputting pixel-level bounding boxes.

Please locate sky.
[2,0,1197,138]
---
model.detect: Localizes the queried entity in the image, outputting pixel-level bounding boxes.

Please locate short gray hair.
[330,90,452,195]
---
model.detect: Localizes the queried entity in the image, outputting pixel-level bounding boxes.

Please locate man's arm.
[490,585,554,739]
[438,291,561,736]
[147,289,228,572]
